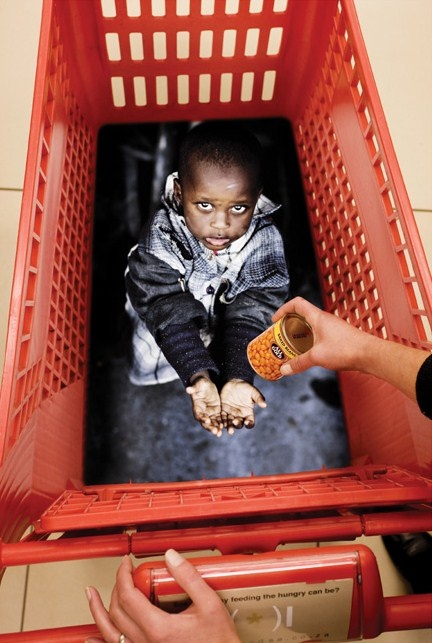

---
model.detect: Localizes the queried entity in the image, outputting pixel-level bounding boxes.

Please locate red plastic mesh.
[295,5,431,346]
[0,0,430,549]
[41,108,92,401]
[57,0,293,124]
[37,465,432,532]
[0,3,431,637]
[1,11,94,460]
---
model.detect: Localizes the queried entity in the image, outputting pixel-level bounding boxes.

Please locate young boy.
[125,121,290,435]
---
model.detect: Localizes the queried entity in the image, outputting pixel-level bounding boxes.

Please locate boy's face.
[174,161,261,252]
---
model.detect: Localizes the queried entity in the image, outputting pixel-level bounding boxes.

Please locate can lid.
[282,314,314,354]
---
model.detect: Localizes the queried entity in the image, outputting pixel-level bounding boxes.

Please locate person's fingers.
[224,412,243,429]
[197,418,223,436]
[279,361,294,375]
[204,413,224,434]
[251,388,267,408]
[196,413,212,427]
[243,415,255,429]
[271,299,298,322]
[198,421,221,436]
[208,423,222,437]
[280,349,314,375]
[164,549,223,610]
[188,400,219,429]
[186,384,222,426]
[272,296,319,326]
[220,411,236,435]
[86,586,122,643]
[109,556,160,641]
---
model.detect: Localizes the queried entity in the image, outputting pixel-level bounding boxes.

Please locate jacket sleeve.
[415,353,432,419]
[126,246,219,384]
[126,245,208,333]
[219,284,290,383]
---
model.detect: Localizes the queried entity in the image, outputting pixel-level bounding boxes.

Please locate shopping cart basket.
[0,0,430,640]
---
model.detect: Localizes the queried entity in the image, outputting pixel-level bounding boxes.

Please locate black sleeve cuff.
[221,323,258,384]
[415,353,432,420]
[157,322,219,386]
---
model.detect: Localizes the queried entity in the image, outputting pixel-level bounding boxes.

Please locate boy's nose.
[211,210,230,229]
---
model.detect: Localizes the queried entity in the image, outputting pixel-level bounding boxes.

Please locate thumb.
[280,350,313,376]
[164,549,217,607]
[252,387,267,408]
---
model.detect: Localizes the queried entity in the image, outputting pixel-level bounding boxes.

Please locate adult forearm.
[359,334,430,406]
[273,298,431,416]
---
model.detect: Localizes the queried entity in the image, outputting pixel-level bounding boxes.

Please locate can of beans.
[247,313,313,381]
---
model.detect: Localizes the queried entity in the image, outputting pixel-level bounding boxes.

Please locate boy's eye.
[231,205,248,214]
[197,202,212,211]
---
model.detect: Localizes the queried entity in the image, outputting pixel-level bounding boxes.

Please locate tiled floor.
[0,0,431,641]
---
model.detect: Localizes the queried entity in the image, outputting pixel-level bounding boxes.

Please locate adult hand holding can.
[247,313,314,381]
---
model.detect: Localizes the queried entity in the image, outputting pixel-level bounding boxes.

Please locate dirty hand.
[186,373,224,436]
[220,380,267,431]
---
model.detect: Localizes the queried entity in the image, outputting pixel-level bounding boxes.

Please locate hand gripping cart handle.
[133,545,431,642]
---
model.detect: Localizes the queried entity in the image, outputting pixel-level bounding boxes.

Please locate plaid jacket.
[126,173,290,386]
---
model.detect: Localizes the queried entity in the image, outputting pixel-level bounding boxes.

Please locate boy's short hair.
[178,120,263,188]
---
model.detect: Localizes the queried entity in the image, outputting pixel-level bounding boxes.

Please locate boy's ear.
[173,177,182,204]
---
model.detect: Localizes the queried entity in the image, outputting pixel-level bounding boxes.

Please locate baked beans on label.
[247,314,313,381]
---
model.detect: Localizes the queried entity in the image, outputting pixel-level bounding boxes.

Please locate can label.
[274,319,298,359]
[271,342,285,360]
[247,314,313,381]
[247,320,295,381]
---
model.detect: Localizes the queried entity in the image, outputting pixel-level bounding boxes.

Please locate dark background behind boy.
[85,118,348,484]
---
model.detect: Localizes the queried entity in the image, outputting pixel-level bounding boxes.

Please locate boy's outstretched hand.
[220,380,267,431]
[186,373,267,436]
[186,373,224,436]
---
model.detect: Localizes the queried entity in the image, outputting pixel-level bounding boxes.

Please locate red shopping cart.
[0,1,430,640]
